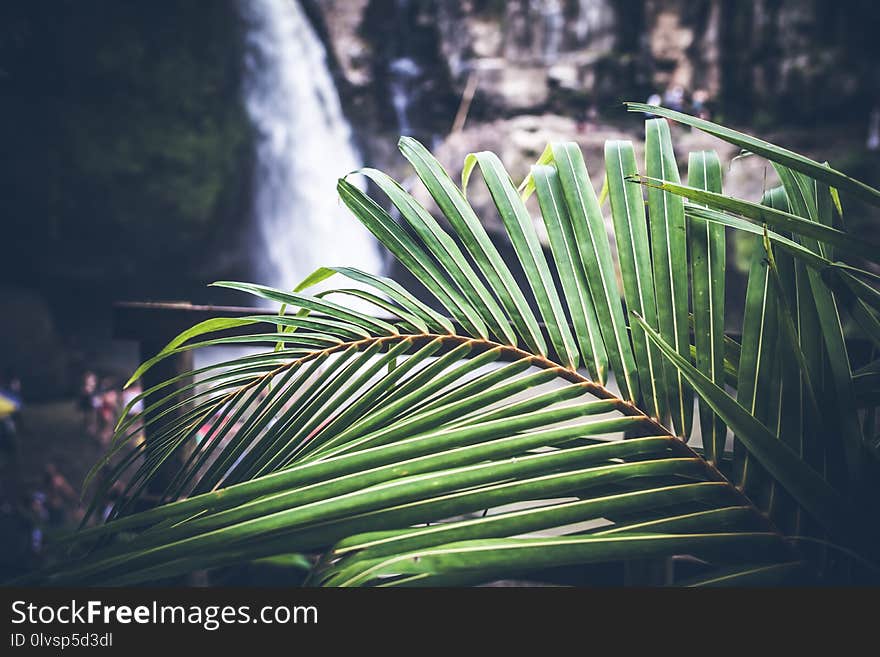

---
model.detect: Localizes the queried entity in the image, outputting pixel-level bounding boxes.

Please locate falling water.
[536,0,565,62]
[389,57,422,136]
[572,0,616,49]
[239,0,382,293]
[191,0,382,371]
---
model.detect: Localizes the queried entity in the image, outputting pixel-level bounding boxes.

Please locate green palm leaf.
[35,111,880,588]
[625,102,880,208]
[463,151,579,367]
[551,141,640,402]
[645,119,692,436]
[605,140,666,422]
[532,164,608,380]
[686,150,726,462]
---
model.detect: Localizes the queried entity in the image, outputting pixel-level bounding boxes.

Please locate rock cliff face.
[303,0,878,303]
[305,0,876,228]
[311,0,878,137]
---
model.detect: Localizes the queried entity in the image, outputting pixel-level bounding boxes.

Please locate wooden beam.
[113,301,261,341]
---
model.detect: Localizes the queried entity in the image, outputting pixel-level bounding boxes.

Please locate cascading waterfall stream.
[574,0,613,45]
[240,0,382,294]
[194,0,383,371]
[389,57,422,136]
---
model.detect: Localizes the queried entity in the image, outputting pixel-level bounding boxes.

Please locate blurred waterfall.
[571,0,616,51]
[239,0,382,293]
[389,57,422,136]
[536,0,564,62]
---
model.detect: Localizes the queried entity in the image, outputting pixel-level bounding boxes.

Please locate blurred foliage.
[0,0,250,291]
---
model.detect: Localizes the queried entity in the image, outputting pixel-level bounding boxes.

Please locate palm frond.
[686,150,726,463]
[645,119,692,437]
[36,110,880,587]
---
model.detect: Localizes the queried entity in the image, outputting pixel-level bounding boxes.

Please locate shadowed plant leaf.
[36,114,880,588]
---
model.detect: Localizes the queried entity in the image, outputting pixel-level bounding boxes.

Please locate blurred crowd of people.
[0,370,141,577]
[0,373,77,573]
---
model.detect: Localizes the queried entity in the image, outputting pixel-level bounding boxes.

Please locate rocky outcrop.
[309,0,372,86]
[303,0,878,244]
[312,0,879,139]
[434,0,620,113]
[645,0,721,96]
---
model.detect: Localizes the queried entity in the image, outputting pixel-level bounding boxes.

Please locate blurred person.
[692,89,712,121]
[0,373,22,466]
[868,104,880,151]
[78,371,99,435]
[97,378,121,445]
[584,104,599,131]
[43,463,77,526]
[0,438,21,522]
[28,491,48,555]
[9,375,23,432]
[0,416,19,505]
[120,381,144,442]
[121,381,144,414]
[663,85,686,113]
[0,408,17,464]
[644,93,662,118]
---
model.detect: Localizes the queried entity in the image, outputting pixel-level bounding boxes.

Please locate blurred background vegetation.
[0,1,253,291]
